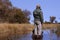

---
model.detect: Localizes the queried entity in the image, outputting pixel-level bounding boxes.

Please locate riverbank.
[42,23,60,29]
[0,23,60,40]
[0,23,34,40]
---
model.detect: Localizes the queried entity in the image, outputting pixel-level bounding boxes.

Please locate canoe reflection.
[17,29,60,40]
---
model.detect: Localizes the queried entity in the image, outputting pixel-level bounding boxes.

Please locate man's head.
[36,4,41,9]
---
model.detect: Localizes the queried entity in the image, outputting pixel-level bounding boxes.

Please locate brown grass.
[0,23,34,40]
[55,25,60,37]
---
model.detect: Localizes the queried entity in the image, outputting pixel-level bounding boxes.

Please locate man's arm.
[40,11,44,24]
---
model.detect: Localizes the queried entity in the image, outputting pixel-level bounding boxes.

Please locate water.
[17,33,32,40]
[16,29,60,40]
[43,29,57,40]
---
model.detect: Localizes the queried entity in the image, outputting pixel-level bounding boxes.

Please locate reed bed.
[0,23,34,40]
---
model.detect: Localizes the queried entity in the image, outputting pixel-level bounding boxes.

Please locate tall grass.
[0,23,34,40]
[55,25,60,37]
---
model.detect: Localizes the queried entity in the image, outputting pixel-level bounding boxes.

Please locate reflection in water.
[17,33,32,40]
[43,29,57,40]
[17,29,60,40]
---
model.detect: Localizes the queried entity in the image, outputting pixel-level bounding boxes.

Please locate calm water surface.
[17,29,60,40]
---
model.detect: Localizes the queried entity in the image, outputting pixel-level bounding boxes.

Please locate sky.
[10,0,60,23]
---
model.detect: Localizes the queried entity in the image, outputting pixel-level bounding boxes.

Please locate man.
[33,4,43,24]
[32,4,43,39]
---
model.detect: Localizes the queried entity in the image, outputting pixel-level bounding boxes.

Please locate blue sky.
[10,0,60,23]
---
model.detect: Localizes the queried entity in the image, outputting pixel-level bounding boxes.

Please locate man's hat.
[36,4,40,8]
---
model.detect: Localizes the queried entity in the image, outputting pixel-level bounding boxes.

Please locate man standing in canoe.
[33,4,43,40]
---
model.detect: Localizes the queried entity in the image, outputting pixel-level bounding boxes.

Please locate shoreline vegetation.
[0,23,34,40]
[42,23,60,37]
[0,23,60,40]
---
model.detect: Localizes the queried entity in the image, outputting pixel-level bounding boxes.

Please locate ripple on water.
[16,29,60,40]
